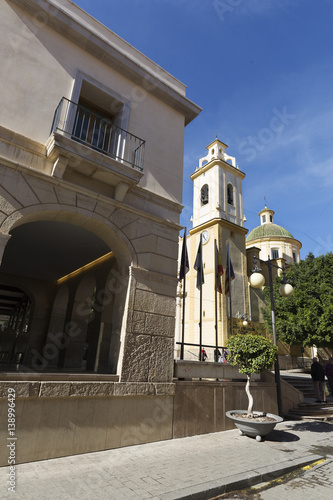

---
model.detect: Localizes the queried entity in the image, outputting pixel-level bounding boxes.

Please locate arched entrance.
[0,219,129,373]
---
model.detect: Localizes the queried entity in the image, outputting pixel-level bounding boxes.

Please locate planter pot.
[226,410,283,442]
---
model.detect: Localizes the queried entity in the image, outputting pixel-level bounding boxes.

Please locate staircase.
[281,372,333,421]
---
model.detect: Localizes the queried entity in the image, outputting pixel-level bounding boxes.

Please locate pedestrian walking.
[325,357,333,397]
[200,348,207,361]
[214,348,221,362]
[311,357,327,403]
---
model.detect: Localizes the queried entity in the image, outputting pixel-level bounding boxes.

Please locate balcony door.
[72,99,115,154]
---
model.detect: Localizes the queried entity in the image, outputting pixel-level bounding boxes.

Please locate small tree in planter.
[226,334,278,417]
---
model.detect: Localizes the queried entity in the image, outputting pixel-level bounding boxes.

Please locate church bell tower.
[176,138,249,359]
[191,138,245,229]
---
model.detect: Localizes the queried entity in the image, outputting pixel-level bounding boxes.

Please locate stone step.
[282,374,333,420]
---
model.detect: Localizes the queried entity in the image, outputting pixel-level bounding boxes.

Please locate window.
[270,215,273,222]
[262,215,266,223]
[272,249,279,259]
[70,73,131,158]
[227,184,234,205]
[293,252,297,263]
[201,184,209,205]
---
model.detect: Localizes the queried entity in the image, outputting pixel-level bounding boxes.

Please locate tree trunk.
[246,374,253,416]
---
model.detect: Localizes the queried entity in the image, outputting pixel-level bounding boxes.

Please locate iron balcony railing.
[50,97,145,172]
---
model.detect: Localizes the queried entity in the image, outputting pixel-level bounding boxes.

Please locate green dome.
[246,223,294,242]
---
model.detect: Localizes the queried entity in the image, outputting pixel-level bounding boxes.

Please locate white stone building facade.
[0,0,201,382]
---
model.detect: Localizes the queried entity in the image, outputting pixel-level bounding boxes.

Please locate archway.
[0,219,129,373]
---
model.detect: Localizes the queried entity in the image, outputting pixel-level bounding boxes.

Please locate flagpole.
[214,239,218,360]
[228,243,233,337]
[194,234,204,360]
[199,236,203,360]
[180,228,188,360]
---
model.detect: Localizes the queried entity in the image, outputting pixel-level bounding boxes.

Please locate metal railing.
[50,97,145,172]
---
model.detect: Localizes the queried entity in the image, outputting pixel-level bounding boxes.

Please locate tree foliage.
[263,252,333,347]
[226,334,278,376]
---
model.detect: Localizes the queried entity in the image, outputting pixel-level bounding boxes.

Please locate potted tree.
[225,334,283,441]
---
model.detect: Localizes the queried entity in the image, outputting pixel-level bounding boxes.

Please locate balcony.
[46,98,145,200]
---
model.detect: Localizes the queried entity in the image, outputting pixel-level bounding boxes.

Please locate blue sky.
[75,0,333,259]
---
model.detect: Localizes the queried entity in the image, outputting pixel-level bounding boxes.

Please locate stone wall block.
[154,383,176,396]
[113,383,138,396]
[39,382,70,397]
[121,218,156,240]
[7,171,40,206]
[147,336,174,382]
[132,310,146,333]
[69,382,114,397]
[156,236,178,260]
[121,334,153,382]
[0,193,19,215]
[132,268,178,297]
[0,213,6,225]
[145,313,175,338]
[94,201,116,219]
[0,382,40,398]
[77,193,97,211]
[134,289,175,317]
[54,186,77,206]
[135,383,156,395]
[137,253,176,276]
[24,177,58,204]
[1,211,22,232]
[122,334,174,383]
[113,209,139,231]
[131,234,157,253]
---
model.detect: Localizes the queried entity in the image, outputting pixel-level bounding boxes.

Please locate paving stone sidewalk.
[1,419,333,500]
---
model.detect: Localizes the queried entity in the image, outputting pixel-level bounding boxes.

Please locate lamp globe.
[279,283,294,297]
[249,272,265,289]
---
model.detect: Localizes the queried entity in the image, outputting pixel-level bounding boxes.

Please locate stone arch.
[1,204,137,270]
[0,198,139,373]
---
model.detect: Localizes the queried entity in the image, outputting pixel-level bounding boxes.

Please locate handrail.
[50,97,145,172]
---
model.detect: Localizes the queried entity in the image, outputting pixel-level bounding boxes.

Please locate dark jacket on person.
[311,361,325,381]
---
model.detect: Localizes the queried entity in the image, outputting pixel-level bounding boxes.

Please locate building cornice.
[246,236,302,249]
[190,158,245,181]
[189,218,248,236]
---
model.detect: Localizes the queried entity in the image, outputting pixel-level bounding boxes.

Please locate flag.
[194,235,204,290]
[225,255,235,296]
[215,241,224,294]
[178,230,189,281]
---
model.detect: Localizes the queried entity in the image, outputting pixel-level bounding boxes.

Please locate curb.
[153,454,323,500]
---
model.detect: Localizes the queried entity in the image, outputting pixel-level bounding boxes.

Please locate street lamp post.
[249,255,294,417]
